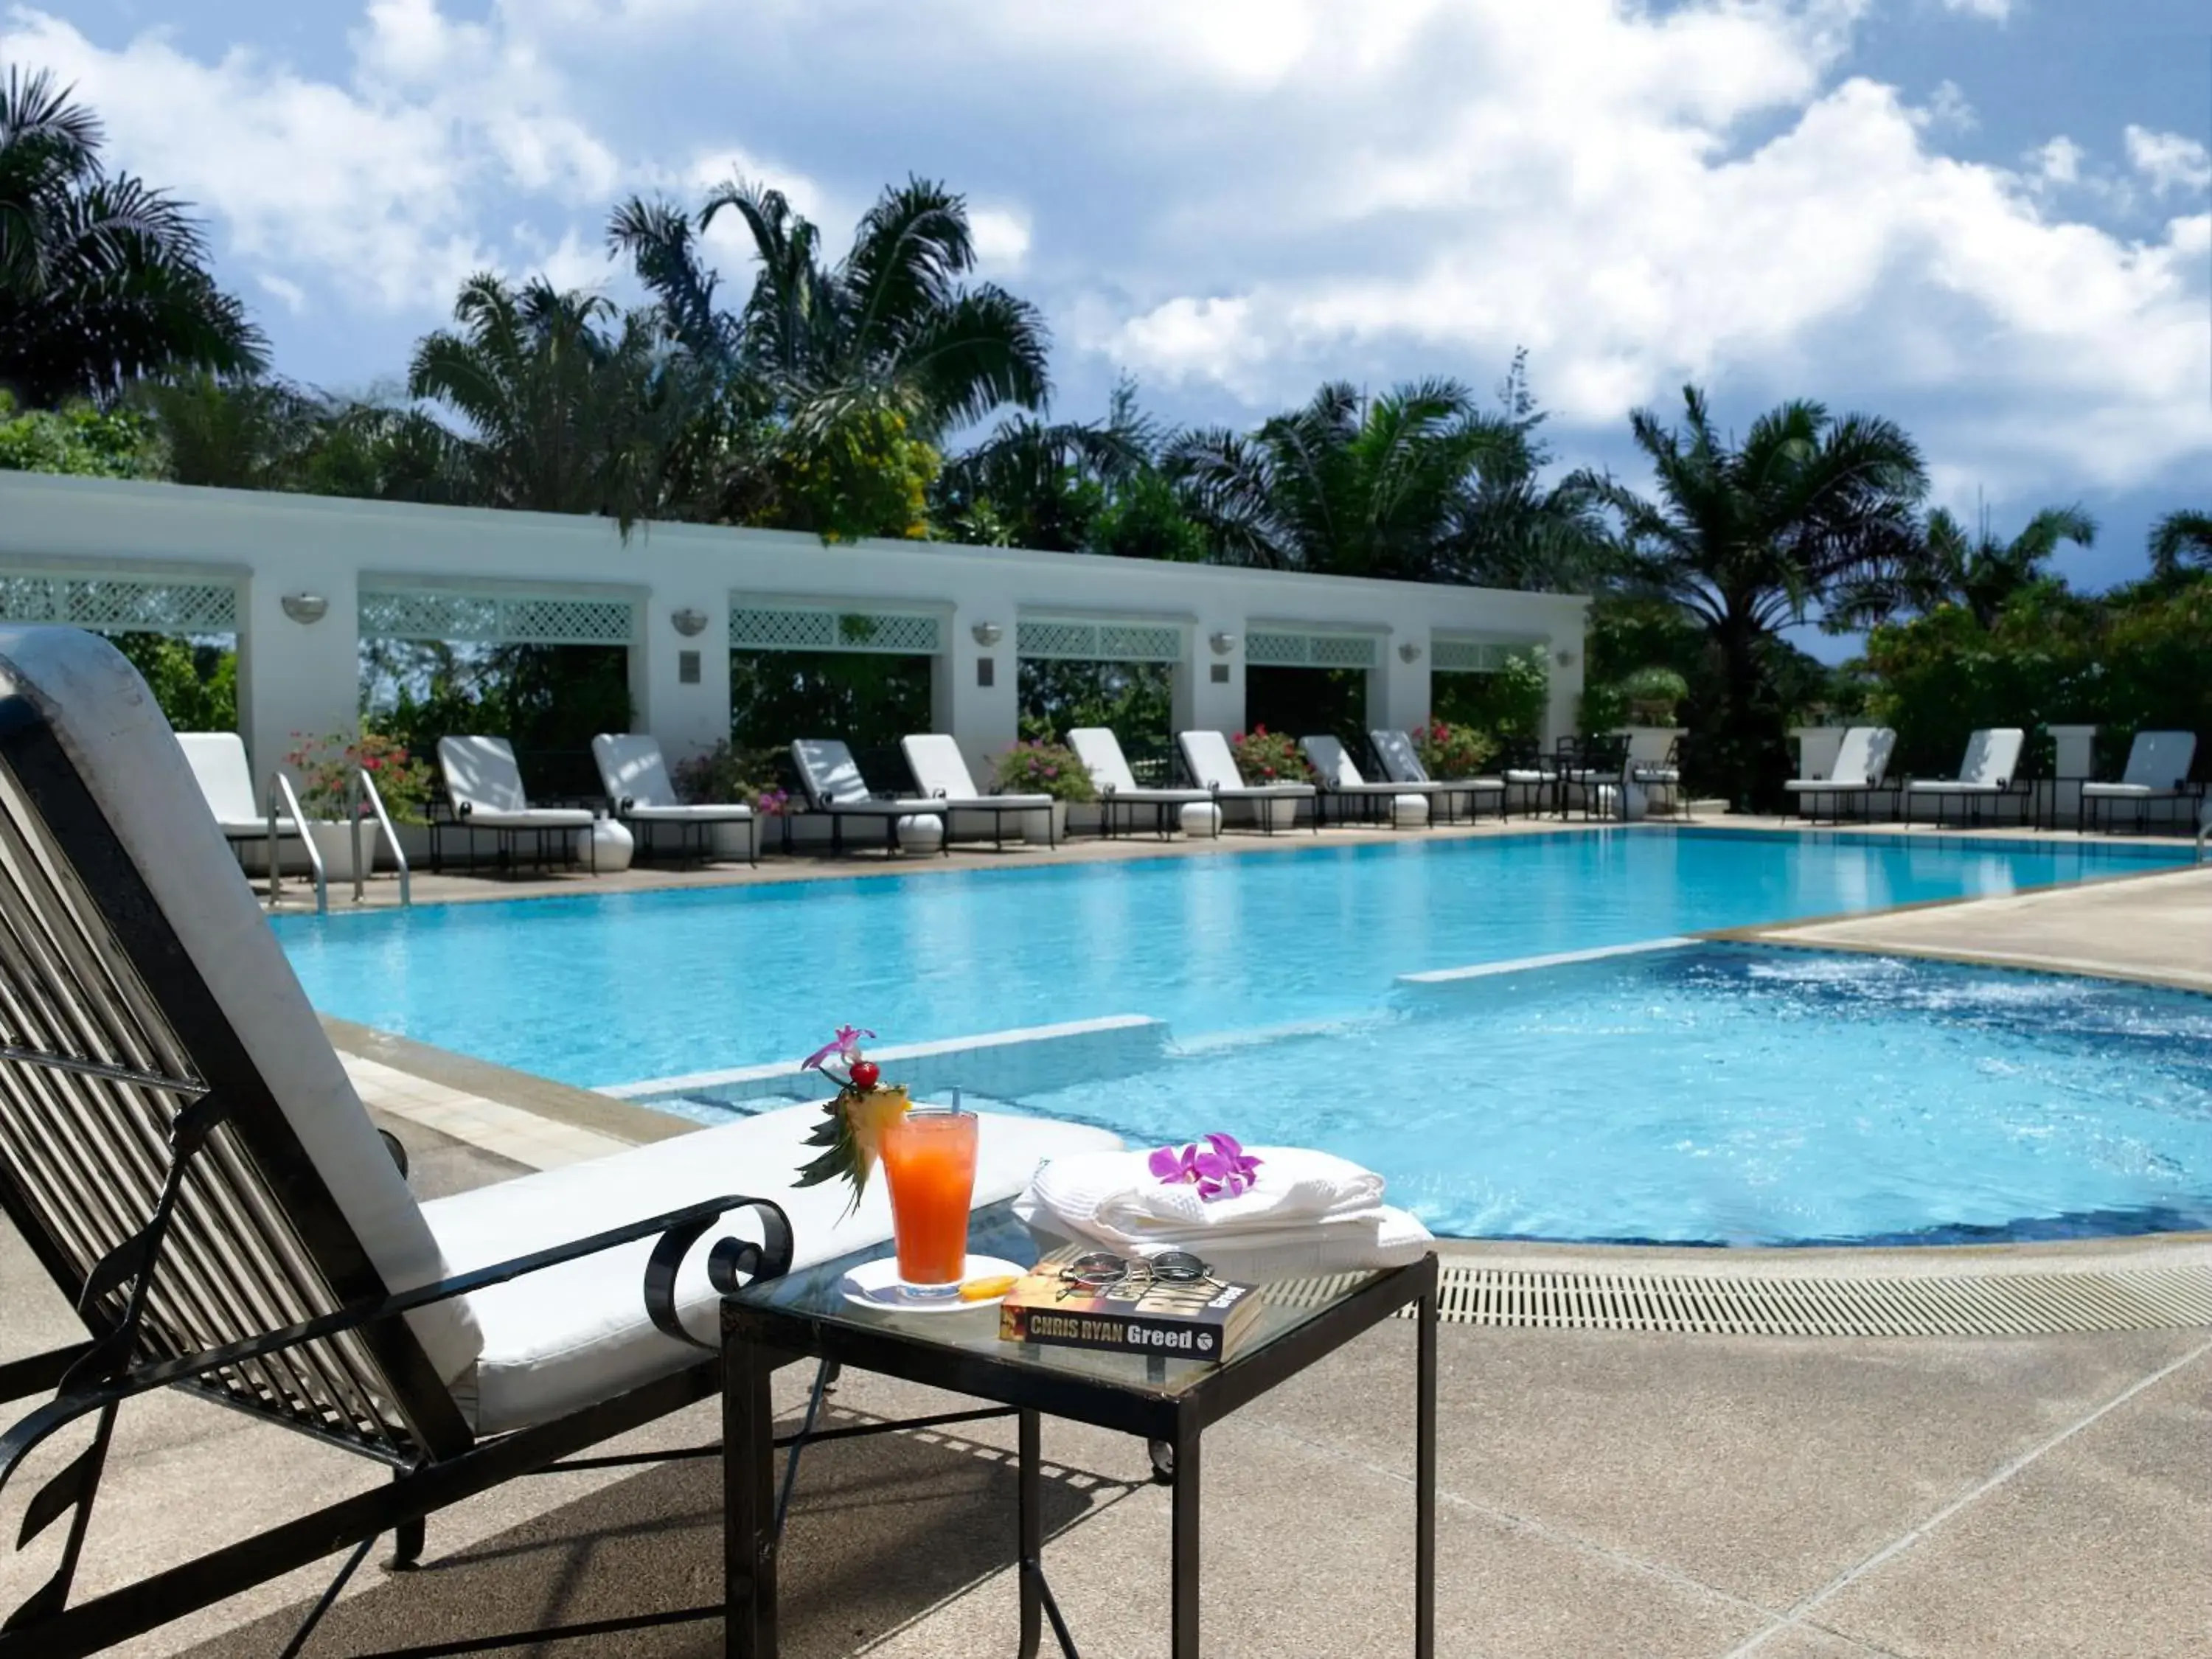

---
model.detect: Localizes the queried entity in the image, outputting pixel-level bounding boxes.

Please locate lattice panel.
[728,605,942,655]
[360,588,633,645]
[1245,630,1378,669]
[1433,639,1544,675]
[0,574,238,635]
[1017,619,1182,663]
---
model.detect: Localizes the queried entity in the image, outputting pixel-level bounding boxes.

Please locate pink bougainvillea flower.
[1192,1133,1262,1200]
[1148,1143,1197,1184]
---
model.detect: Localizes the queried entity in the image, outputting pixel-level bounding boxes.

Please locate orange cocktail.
[879,1106,978,1295]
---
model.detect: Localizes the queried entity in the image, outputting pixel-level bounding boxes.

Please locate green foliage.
[993,740,1095,803]
[1018,659,1172,759]
[1412,720,1496,780]
[367,644,633,801]
[1089,470,1208,562]
[1,67,265,404]
[1618,666,1689,718]
[105,630,234,730]
[1229,727,1310,784]
[1577,681,1631,737]
[283,730,434,823]
[1242,666,1367,754]
[2149,510,2212,582]
[669,740,789,813]
[729,650,933,759]
[0,389,159,476]
[1432,649,1549,742]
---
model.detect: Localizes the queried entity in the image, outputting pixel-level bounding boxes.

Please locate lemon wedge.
[959,1274,1019,1301]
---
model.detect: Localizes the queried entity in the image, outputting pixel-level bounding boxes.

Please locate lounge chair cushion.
[625,803,754,822]
[2089,730,2198,796]
[1908,728,2024,795]
[439,735,552,817]
[900,733,1054,810]
[1368,730,1428,785]
[0,628,483,1385]
[593,733,700,812]
[460,807,596,829]
[425,1103,1121,1433]
[1176,731,1315,797]
[176,731,293,835]
[1302,735,1432,795]
[1067,728,1210,804]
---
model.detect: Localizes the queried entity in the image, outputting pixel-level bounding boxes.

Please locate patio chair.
[434,735,599,875]
[900,732,1057,850]
[1368,729,1506,825]
[0,626,1116,1658]
[1559,734,1632,821]
[1630,736,1687,821]
[1067,728,1214,839]
[1492,737,1557,818]
[175,730,328,912]
[1902,728,2025,829]
[2079,730,2202,834]
[591,732,757,866]
[1301,735,1439,828]
[1175,730,1318,835]
[789,738,951,857]
[1783,726,1898,824]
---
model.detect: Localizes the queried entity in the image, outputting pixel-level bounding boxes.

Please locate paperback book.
[998,1256,1267,1366]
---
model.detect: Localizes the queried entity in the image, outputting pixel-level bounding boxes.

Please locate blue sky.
[12,1,2210,640]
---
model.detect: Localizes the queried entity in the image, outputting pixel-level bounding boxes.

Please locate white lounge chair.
[2081,730,2201,834]
[790,737,950,856]
[1369,729,1508,824]
[1175,729,1317,834]
[591,733,757,866]
[1302,735,1439,829]
[0,627,1118,1657]
[1904,728,2025,828]
[900,732,1058,849]
[175,729,327,911]
[435,735,599,874]
[1068,727,1214,838]
[1783,726,1897,823]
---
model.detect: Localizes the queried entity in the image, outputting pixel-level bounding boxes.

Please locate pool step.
[1397,936,1697,985]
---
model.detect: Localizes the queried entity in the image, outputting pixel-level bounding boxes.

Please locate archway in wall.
[1015,618,1180,783]
[1428,639,1551,749]
[359,586,638,801]
[1241,629,1378,758]
[0,571,240,734]
[728,603,941,795]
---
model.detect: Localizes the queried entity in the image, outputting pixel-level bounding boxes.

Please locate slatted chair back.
[2118,730,2197,792]
[591,734,679,810]
[790,739,870,807]
[1956,728,2025,788]
[1067,729,1141,793]
[173,733,262,827]
[437,736,532,815]
[1368,730,1428,785]
[1300,736,1367,789]
[0,629,476,1469]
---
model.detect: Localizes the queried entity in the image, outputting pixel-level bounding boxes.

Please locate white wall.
[0,473,1590,782]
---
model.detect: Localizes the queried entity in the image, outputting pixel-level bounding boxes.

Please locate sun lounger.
[591,732,757,866]
[1903,728,2025,828]
[1068,727,1214,838]
[0,627,1118,1657]
[2079,729,2201,833]
[790,737,951,856]
[176,729,327,910]
[435,734,598,874]
[900,732,1057,849]
[1368,729,1507,824]
[1783,726,1897,823]
[1175,729,1317,834]
[1301,735,1441,828]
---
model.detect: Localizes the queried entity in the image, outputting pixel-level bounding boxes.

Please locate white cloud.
[2028,134,2083,187]
[255,273,308,315]
[1917,79,1976,133]
[968,206,1032,275]
[2125,125,2212,198]
[1941,0,2013,20]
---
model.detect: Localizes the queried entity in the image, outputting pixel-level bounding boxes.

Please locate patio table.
[720,1200,1439,1658]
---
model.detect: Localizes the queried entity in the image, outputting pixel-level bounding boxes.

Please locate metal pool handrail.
[348,767,411,905]
[268,771,326,914]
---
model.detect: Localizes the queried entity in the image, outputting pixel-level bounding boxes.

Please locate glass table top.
[731,1200,1388,1402]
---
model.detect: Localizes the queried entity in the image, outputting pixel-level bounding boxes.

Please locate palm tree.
[2149,509,2212,580]
[1587,386,1930,809]
[609,175,1051,538]
[0,67,263,405]
[406,273,697,523]
[1166,379,1519,580]
[1832,503,2096,629]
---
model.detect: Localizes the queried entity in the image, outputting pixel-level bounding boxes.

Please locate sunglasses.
[1055,1250,1222,1299]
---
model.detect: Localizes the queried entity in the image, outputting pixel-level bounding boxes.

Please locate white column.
[637,592,730,762]
[240,569,359,780]
[941,608,1018,777]
[1543,636,1583,745]
[1372,638,1433,734]
[1189,618,1245,737]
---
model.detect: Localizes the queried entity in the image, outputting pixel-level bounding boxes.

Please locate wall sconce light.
[972,620,1005,647]
[279,593,328,625]
[1208,631,1237,656]
[1555,647,1578,669]
[670,606,709,638]
[1398,641,1422,664]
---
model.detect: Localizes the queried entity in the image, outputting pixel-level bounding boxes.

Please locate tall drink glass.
[879,1105,978,1298]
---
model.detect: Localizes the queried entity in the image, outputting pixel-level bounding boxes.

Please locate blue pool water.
[273,827,2207,1244]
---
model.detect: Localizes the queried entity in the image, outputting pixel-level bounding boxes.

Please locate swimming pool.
[274,827,2205,1244]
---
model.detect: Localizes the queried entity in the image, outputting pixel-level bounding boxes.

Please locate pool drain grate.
[1273,1263,2212,1337]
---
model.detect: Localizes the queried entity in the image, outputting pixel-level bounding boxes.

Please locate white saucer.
[840,1253,1025,1313]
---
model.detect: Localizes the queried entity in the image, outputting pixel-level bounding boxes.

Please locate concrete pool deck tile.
[1239,1322,2212,1613]
[1798,1342,2212,1659]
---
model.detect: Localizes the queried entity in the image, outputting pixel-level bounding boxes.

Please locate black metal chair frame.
[426,796,599,878]
[1094,787,1198,840]
[2076,781,2205,835]
[1166,753,1315,838]
[1562,736,1632,823]
[0,692,952,1658]
[617,803,760,869]
[1363,738,1507,827]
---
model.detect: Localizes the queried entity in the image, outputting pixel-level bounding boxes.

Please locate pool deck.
[5,817,2208,1655]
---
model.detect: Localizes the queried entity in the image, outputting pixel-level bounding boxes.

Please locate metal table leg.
[1020,1409,1043,1659]
[1171,1422,1202,1658]
[1416,1284,1437,1658]
[725,1343,778,1658]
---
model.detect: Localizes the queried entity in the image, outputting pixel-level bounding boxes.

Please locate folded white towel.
[1014,1147,1434,1279]
[1031,1147,1385,1240]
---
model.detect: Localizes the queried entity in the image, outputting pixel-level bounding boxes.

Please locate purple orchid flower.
[800,1024,875,1075]
[1150,1133,1262,1202]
